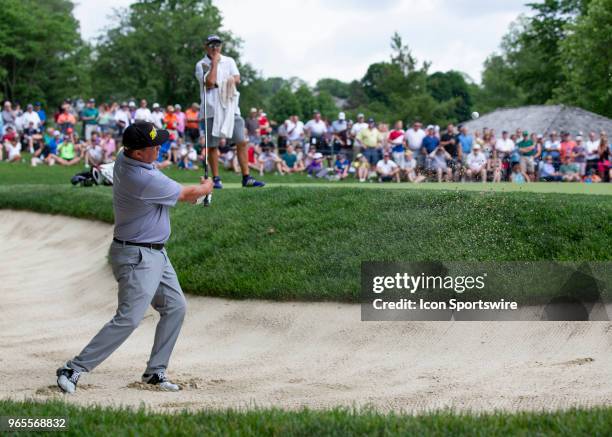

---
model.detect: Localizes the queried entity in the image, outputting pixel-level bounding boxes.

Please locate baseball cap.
[473,143,481,149]
[88,98,95,103]
[128,101,136,107]
[174,104,182,110]
[357,113,364,118]
[313,109,320,114]
[152,102,160,109]
[250,107,257,113]
[53,130,60,136]
[367,117,375,123]
[522,130,529,136]
[206,34,222,45]
[26,104,33,109]
[314,152,323,159]
[356,153,364,158]
[426,125,434,130]
[576,135,583,141]
[122,122,169,150]
[338,112,346,120]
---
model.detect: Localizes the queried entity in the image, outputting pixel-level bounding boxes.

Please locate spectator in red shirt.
[258,110,271,136]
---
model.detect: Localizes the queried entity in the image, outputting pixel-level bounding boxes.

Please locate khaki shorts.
[520,156,535,173]
[202,116,245,148]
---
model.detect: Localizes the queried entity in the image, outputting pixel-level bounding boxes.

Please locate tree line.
[0,0,609,125]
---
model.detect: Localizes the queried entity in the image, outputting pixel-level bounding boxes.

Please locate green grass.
[2,159,612,195]
[1,400,611,436]
[1,184,611,302]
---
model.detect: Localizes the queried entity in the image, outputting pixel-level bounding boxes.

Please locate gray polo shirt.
[113,151,182,244]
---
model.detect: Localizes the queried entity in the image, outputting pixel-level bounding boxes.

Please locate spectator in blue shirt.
[155,138,173,169]
[35,102,46,127]
[421,125,440,154]
[457,126,473,156]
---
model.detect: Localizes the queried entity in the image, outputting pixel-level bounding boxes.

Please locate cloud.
[74,0,529,85]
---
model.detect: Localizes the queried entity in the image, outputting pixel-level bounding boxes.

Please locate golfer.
[195,34,265,189]
[56,121,213,393]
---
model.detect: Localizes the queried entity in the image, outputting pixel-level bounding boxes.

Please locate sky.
[74,0,530,85]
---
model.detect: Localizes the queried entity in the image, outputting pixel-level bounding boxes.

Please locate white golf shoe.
[142,371,180,391]
[56,364,81,394]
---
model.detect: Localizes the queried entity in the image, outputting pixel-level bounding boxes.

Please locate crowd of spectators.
[244,109,612,183]
[1,98,611,184]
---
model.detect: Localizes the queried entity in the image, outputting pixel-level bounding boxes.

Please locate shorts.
[520,156,535,173]
[186,128,200,143]
[201,116,245,148]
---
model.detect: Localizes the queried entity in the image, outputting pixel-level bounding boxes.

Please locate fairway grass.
[1,400,611,436]
[1,184,611,302]
[2,160,612,195]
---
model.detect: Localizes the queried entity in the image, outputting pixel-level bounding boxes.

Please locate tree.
[472,54,527,113]
[315,78,350,99]
[481,1,591,105]
[556,0,612,116]
[427,71,473,122]
[0,0,89,106]
[268,85,300,123]
[91,0,237,105]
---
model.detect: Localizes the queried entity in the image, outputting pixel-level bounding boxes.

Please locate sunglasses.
[207,42,221,49]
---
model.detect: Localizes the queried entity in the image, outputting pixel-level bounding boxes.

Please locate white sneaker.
[142,371,180,391]
[56,364,81,394]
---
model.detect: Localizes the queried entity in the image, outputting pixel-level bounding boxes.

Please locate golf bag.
[71,162,115,187]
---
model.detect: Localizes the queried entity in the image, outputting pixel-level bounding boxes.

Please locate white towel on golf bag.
[212,76,239,138]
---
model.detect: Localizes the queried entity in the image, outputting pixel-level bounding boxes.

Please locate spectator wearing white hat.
[331,112,349,157]
[127,101,137,124]
[466,143,488,182]
[306,152,328,178]
[151,103,164,129]
[174,104,186,138]
[134,99,153,123]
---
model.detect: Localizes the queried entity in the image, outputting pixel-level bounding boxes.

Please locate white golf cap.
[357,113,364,118]
[128,101,136,107]
[174,104,181,109]
[152,102,160,109]
[53,130,60,136]
[473,143,481,149]
[314,152,323,159]
[576,135,583,141]
[427,125,434,130]
[338,112,346,120]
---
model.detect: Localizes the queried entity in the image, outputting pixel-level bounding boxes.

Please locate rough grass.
[1,184,611,302]
[1,400,611,436]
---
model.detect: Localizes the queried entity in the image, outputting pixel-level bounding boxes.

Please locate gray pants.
[67,242,186,375]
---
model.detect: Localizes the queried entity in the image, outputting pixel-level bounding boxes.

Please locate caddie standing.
[56,121,213,393]
[195,34,265,189]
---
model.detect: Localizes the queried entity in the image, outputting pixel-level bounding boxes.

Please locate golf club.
[197,67,212,206]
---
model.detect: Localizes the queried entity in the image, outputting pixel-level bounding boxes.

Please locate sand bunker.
[1,210,610,413]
